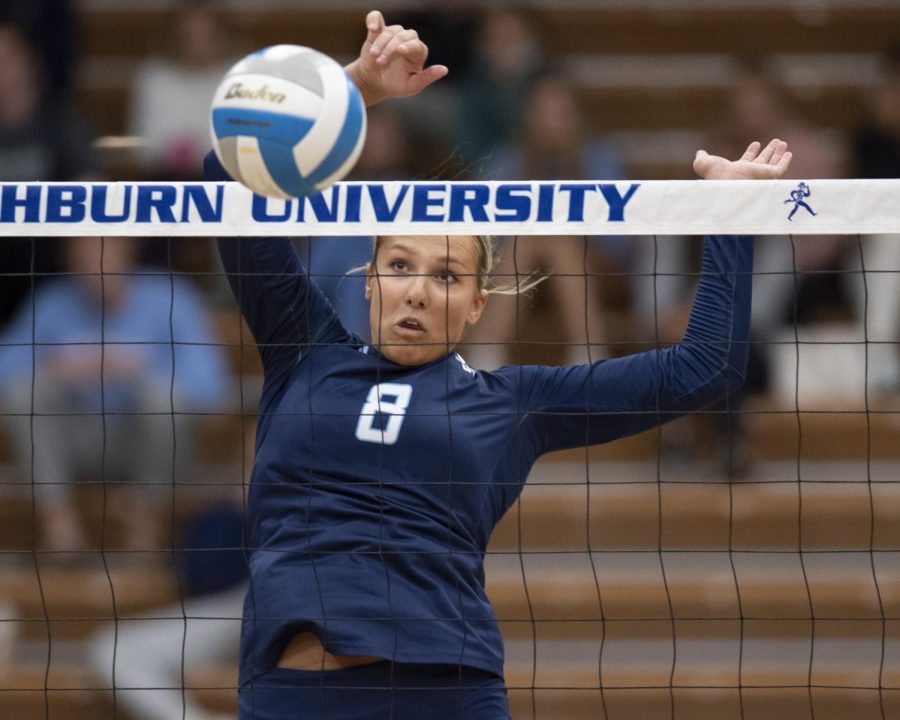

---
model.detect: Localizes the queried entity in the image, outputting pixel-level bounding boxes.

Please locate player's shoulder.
[455,355,529,393]
[467,359,539,380]
[477,361,585,395]
[436,352,506,387]
[450,352,478,378]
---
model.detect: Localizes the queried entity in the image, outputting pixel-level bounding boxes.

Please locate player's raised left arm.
[205,153,348,382]
[514,142,792,453]
[345,10,448,107]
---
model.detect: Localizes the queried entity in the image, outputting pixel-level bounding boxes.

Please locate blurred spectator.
[854,44,900,179]
[0,236,231,552]
[128,0,237,179]
[655,65,850,473]
[0,21,95,181]
[350,102,417,181]
[89,502,246,720]
[0,0,78,99]
[396,0,480,83]
[484,72,622,182]
[464,73,627,368]
[455,7,545,172]
[672,64,850,361]
[712,63,848,178]
[851,45,900,392]
[390,0,479,159]
[707,63,849,329]
[0,20,98,325]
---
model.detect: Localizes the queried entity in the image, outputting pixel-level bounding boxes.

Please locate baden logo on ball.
[210,45,367,199]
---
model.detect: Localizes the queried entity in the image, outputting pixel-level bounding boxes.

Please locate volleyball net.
[1,178,900,720]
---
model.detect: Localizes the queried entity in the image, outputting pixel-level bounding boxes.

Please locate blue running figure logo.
[784,181,817,221]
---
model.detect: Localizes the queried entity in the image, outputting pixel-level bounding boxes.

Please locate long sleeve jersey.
[207,155,753,686]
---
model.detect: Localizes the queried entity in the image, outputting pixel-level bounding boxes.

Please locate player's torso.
[250,344,521,552]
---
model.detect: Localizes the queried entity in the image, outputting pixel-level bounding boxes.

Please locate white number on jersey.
[355,383,413,445]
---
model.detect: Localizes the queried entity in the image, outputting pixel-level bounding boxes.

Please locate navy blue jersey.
[207,155,753,685]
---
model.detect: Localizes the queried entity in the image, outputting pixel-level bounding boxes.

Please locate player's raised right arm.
[205,151,348,379]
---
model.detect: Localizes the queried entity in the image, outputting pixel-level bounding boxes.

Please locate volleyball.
[209,45,367,199]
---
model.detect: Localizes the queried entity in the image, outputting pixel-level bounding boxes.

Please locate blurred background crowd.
[0,0,897,590]
[0,0,894,473]
[1,1,900,719]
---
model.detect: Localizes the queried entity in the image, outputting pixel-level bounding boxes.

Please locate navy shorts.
[239,661,511,720]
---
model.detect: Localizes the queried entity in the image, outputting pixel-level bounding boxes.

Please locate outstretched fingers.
[395,36,428,64]
[754,138,783,165]
[693,138,792,179]
[750,144,793,179]
[370,25,414,62]
[766,140,790,167]
[353,9,448,102]
[739,141,762,162]
[408,63,449,93]
[693,149,713,177]
[365,10,385,47]
[772,148,793,175]
[756,139,792,179]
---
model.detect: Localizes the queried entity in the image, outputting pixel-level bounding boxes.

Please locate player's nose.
[404,273,428,308]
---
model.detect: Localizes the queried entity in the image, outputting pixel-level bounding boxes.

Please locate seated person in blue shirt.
[206,10,793,720]
[0,235,230,552]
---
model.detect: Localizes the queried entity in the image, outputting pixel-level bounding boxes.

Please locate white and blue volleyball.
[210,45,367,199]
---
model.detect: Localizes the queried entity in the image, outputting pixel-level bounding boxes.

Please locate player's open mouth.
[395,318,426,336]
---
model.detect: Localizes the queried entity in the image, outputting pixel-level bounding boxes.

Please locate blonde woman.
[206,10,792,719]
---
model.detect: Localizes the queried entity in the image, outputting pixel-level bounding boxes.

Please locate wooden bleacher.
[3,445,900,719]
[3,369,900,718]
[3,393,900,719]
[76,1,900,178]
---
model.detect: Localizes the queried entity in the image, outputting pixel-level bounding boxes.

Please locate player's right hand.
[346,10,448,107]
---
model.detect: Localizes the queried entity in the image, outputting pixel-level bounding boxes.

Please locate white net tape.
[0,179,898,236]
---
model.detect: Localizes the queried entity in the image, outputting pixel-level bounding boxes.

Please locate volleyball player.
[206,10,792,720]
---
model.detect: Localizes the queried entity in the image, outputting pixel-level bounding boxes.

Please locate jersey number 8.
[355,383,413,445]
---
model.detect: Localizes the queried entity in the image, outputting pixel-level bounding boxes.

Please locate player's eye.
[389,260,408,273]
[435,270,458,283]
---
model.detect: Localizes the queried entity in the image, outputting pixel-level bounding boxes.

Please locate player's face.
[366,235,488,366]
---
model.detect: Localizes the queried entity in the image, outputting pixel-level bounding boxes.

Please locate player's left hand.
[346,10,449,107]
[693,139,792,180]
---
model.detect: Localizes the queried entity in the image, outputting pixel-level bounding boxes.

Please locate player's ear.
[466,289,488,326]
